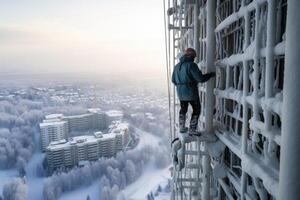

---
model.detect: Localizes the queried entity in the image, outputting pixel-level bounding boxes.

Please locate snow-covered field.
[135,128,161,149]
[121,129,170,199]
[0,153,47,200]
[59,180,100,200]
[121,163,170,200]
[26,153,45,200]
[58,164,170,200]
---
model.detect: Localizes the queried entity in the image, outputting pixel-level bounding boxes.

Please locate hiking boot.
[189,115,199,132]
[188,128,198,135]
[180,127,188,133]
[179,114,187,133]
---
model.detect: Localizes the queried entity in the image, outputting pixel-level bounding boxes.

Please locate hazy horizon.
[0,0,166,80]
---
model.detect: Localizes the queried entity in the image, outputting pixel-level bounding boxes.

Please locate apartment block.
[46,123,130,171]
[39,108,107,152]
[40,120,69,151]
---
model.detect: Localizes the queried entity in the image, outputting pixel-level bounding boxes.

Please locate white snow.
[25,153,46,200]
[45,113,64,119]
[274,42,285,55]
[249,118,281,145]
[119,128,170,199]
[215,87,243,103]
[120,164,170,200]
[261,92,283,117]
[215,0,267,32]
[106,110,124,118]
[0,169,18,195]
[135,128,160,150]
[59,180,100,200]
[242,154,279,197]
[0,153,46,200]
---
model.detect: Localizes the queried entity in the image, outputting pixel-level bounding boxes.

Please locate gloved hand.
[210,72,216,78]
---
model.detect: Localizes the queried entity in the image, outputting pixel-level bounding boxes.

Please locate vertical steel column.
[279,0,300,199]
[193,1,202,199]
[202,0,216,199]
[168,0,173,141]
[265,0,276,156]
[172,0,177,140]
[241,8,250,200]
[194,0,200,63]
[205,0,216,139]
[252,3,261,155]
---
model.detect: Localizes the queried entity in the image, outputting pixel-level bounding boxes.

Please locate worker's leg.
[179,101,189,133]
[189,100,201,132]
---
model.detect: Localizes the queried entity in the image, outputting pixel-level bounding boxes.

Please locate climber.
[172,48,215,134]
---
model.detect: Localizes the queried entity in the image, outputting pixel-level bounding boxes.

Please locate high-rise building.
[63,109,107,131]
[105,110,124,124]
[46,123,130,171]
[39,109,107,152]
[112,123,130,151]
[40,120,68,151]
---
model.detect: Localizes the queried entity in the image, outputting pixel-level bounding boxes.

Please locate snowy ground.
[134,128,161,150]
[120,163,170,200]
[0,154,45,200]
[59,180,100,200]
[121,128,170,199]
[59,164,170,200]
[25,153,45,200]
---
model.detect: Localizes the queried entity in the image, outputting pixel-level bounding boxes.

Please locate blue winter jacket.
[172,56,212,101]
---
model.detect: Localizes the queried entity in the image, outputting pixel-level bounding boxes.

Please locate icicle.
[238,66,243,90]
[253,178,268,200]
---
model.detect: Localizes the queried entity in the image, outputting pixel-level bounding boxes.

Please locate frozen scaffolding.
[163,0,299,199]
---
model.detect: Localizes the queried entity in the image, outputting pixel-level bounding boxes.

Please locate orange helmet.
[184,48,197,58]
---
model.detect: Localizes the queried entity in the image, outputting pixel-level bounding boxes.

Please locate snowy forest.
[0,84,171,200]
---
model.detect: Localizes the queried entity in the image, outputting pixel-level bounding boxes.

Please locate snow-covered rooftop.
[106,110,123,118]
[87,108,102,113]
[64,113,94,119]
[47,132,118,151]
[45,113,64,119]
[40,120,67,127]
[109,122,129,134]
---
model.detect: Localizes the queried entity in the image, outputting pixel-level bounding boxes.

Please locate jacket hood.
[179,55,194,63]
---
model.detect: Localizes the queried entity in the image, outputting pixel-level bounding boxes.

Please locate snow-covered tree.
[16,157,26,177]
[100,175,111,188]
[124,160,137,183]
[2,178,27,200]
[99,186,111,200]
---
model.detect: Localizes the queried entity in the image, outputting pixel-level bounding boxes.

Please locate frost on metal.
[167,0,287,199]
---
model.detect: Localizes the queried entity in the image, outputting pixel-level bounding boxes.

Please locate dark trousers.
[179,100,201,130]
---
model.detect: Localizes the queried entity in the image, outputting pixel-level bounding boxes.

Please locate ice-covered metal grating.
[213,0,286,199]
[167,0,287,199]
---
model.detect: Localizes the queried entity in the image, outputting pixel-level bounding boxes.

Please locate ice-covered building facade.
[164,0,300,199]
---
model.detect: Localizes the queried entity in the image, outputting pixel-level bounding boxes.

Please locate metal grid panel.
[214,1,286,199]
[167,0,287,199]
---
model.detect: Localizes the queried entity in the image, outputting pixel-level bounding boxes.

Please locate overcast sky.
[0,0,166,79]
